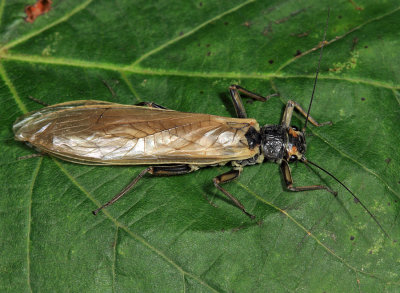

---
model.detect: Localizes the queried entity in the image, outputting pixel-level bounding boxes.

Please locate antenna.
[303,158,391,240]
[303,8,330,132]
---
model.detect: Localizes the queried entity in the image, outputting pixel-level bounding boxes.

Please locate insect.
[12,10,389,238]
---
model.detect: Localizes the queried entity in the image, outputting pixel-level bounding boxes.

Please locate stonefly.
[13,9,389,238]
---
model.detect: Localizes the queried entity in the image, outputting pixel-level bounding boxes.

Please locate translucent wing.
[14,100,259,165]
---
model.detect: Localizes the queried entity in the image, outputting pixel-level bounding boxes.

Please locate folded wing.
[14,100,259,165]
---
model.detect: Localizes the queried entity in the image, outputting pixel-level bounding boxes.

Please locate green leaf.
[1,0,399,292]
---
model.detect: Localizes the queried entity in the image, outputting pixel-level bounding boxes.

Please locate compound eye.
[289,155,298,162]
[291,126,298,131]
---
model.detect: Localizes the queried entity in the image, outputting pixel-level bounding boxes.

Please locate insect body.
[12,9,389,238]
[12,87,389,237]
[13,86,335,218]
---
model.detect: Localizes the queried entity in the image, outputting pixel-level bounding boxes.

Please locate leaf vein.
[26,157,42,293]
[120,72,142,102]
[2,53,398,90]
[311,130,400,201]
[275,5,400,73]
[0,0,5,31]
[235,181,386,279]
[0,61,27,114]
[52,159,219,293]
[112,226,118,293]
[128,0,256,68]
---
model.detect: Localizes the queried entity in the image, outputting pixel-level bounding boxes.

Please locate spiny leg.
[27,95,49,106]
[135,101,168,109]
[101,79,117,99]
[281,100,332,129]
[280,160,337,195]
[93,164,196,215]
[18,153,44,160]
[213,168,255,219]
[229,84,278,118]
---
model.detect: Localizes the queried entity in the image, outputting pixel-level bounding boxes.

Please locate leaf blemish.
[349,0,364,11]
[25,0,52,23]
[242,21,251,28]
[291,31,310,38]
[329,51,359,73]
[274,7,308,24]
[263,22,273,36]
[351,37,359,51]
[294,50,302,57]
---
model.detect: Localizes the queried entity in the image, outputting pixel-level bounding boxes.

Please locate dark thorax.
[260,125,306,164]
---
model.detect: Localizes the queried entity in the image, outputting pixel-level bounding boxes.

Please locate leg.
[280,160,337,195]
[213,168,255,219]
[27,95,49,106]
[102,79,117,99]
[135,101,168,109]
[281,100,332,128]
[92,164,196,215]
[18,153,44,160]
[229,84,278,118]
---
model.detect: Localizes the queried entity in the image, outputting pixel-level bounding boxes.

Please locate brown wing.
[14,100,260,165]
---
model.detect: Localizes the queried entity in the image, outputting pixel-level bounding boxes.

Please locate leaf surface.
[1,1,399,292]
